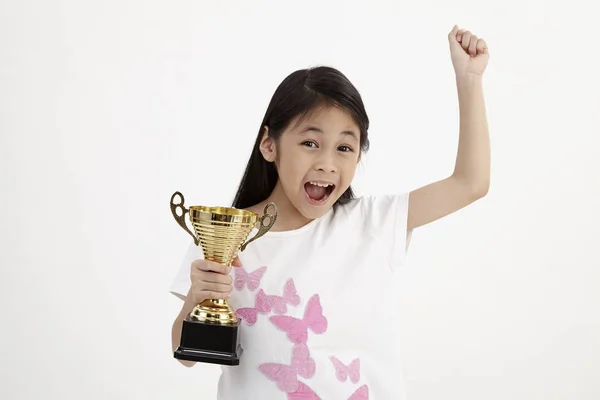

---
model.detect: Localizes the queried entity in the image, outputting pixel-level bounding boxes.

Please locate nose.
[313,151,337,173]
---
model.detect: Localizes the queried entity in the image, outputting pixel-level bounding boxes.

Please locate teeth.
[309,181,332,187]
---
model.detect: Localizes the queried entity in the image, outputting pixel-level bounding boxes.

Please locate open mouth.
[304,181,335,205]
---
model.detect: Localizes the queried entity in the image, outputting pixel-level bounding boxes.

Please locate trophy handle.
[170,191,198,246]
[240,202,278,252]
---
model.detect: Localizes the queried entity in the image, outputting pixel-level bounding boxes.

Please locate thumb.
[448,25,460,45]
[232,255,243,268]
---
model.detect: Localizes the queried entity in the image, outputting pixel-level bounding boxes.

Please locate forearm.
[452,74,490,193]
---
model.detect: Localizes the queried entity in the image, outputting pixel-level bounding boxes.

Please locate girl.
[169,25,490,400]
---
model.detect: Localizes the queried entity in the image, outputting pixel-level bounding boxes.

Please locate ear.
[259,126,277,162]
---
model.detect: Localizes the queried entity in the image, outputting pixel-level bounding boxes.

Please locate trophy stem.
[188,298,238,326]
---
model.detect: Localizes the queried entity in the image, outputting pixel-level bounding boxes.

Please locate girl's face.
[260,105,361,220]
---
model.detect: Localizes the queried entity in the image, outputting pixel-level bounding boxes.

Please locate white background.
[1,0,599,399]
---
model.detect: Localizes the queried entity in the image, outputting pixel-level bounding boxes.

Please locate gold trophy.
[169,191,277,365]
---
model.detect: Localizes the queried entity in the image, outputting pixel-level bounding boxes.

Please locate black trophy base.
[174,318,243,366]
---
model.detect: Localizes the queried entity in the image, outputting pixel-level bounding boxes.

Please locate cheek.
[337,161,358,190]
[276,152,306,186]
[341,158,358,179]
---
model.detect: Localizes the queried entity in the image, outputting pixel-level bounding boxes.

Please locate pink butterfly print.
[286,382,321,400]
[234,265,266,291]
[269,294,328,343]
[258,343,316,393]
[235,289,271,326]
[266,279,301,314]
[330,356,360,383]
[348,385,369,400]
[287,383,369,400]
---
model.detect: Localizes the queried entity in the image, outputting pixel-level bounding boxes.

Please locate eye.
[301,140,318,148]
[338,145,353,152]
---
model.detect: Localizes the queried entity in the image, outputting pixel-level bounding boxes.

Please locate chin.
[298,207,330,220]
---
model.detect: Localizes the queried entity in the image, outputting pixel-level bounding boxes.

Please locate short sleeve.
[168,241,203,300]
[358,193,411,269]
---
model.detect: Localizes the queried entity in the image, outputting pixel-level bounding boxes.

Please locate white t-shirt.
[169,194,411,400]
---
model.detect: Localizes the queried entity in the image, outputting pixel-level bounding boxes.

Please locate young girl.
[169,26,490,400]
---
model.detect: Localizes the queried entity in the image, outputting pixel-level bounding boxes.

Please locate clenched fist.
[448,25,490,78]
[190,257,242,303]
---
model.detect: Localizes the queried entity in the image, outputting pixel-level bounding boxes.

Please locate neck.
[248,180,312,232]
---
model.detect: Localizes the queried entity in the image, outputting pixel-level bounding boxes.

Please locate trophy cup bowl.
[169,191,277,365]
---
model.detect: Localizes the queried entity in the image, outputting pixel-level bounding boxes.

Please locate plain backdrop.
[1,0,599,399]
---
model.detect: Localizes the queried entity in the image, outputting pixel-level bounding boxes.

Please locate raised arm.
[408,26,491,231]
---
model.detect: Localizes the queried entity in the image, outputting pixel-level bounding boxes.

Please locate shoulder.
[331,193,412,267]
[328,193,410,236]
[334,193,410,221]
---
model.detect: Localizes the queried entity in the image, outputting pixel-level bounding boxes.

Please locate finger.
[194,259,230,275]
[198,281,232,293]
[468,35,478,56]
[476,38,488,54]
[461,31,472,51]
[197,290,230,300]
[197,270,232,285]
[456,29,466,43]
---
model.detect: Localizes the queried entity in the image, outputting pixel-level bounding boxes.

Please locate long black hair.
[231,66,370,209]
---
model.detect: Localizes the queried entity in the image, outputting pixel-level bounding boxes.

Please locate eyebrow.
[299,125,359,140]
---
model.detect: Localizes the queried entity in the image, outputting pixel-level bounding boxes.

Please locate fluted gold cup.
[169,191,277,365]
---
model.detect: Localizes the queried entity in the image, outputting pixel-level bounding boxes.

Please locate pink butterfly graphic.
[270,294,328,343]
[234,265,267,291]
[258,343,316,393]
[235,289,271,326]
[266,279,301,314]
[330,356,360,383]
[287,382,369,400]
[286,382,321,400]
